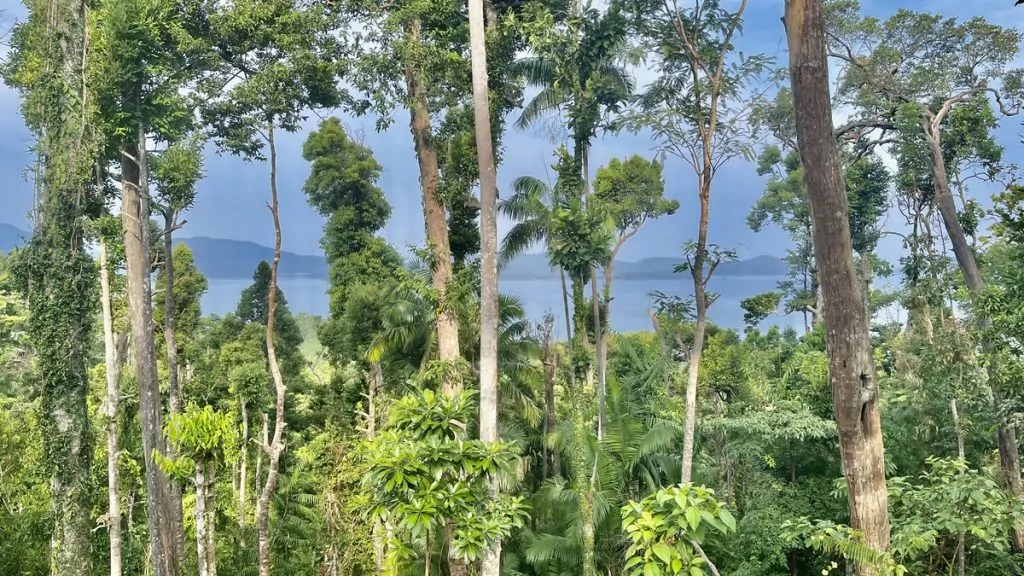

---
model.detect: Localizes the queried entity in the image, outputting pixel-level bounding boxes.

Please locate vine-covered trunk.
[786,2,891,573]
[100,241,125,576]
[257,122,288,576]
[568,274,597,576]
[573,405,597,576]
[682,186,710,484]
[162,212,187,564]
[469,0,502,571]
[122,132,178,576]
[21,2,98,574]
[924,124,1024,553]
[404,19,460,392]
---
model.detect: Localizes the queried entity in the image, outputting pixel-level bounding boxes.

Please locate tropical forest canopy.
[3,0,1024,576]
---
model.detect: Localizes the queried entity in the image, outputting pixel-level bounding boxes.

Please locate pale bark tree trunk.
[122,128,178,576]
[673,0,749,481]
[161,210,187,565]
[195,460,210,576]
[404,19,461,393]
[238,402,248,529]
[369,362,386,572]
[469,0,501,571]
[100,241,126,576]
[950,397,966,576]
[682,276,707,483]
[540,315,559,480]
[257,122,288,576]
[560,268,573,343]
[785,2,891,573]
[923,121,1024,553]
[207,468,217,576]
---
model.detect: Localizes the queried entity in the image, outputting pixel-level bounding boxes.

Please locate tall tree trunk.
[682,187,710,484]
[24,2,97,573]
[785,3,891,574]
[404,19,460,391]
[195,460,209,576]
[923,124,1024,552]
[469,0,502,572]
[122,131,178,576]
[162,211,187,565]
[257,122,288,576]
[100,241,125,576]
[406,19,466,576]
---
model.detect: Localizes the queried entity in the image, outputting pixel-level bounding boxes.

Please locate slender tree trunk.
[542,320,559,480]
[950,397,966,576]
[195,461,209,576]
[369,362,386,572]
[682,284,706,483]
[785,3,891,574]
[560,268,573,343]
[592,267,605,441]
[682,187,710,483]
[239,402,248,529]
[405,19,460,391]
[100,241,125,576]
[207,468,217,576]
[162,211,187,565]
[122,131,178,576]
[257,122,288,576]
[469,0,502,572]
[924,125,1024,553]
[599,261,617,440]
[573,407,597,576]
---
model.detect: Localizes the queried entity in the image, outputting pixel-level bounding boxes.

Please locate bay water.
[200,274,799,336]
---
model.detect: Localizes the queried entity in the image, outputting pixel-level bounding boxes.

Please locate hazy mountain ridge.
[1,223,786,279]
[499,252,787,279]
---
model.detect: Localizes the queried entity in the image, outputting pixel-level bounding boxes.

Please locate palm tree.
[369,264,542,423]
[512,2,634,449]
[499,174,575,343]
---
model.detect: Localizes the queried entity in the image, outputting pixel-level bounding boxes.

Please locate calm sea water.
[201,275,800,336]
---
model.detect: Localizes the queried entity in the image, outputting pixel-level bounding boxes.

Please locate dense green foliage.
[5,1,1024,576]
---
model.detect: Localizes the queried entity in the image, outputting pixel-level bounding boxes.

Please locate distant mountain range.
[0,223,28,255]
[172,236,329,279]
[499,252,787,279]
[1,223,787,280]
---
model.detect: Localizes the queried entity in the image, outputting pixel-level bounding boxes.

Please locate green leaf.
[645,563,663,576]
[685,506,701,532]
[719,508,736,532]
[652,542,674,565]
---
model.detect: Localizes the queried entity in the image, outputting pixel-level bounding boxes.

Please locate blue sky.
[1,0,1023,264]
